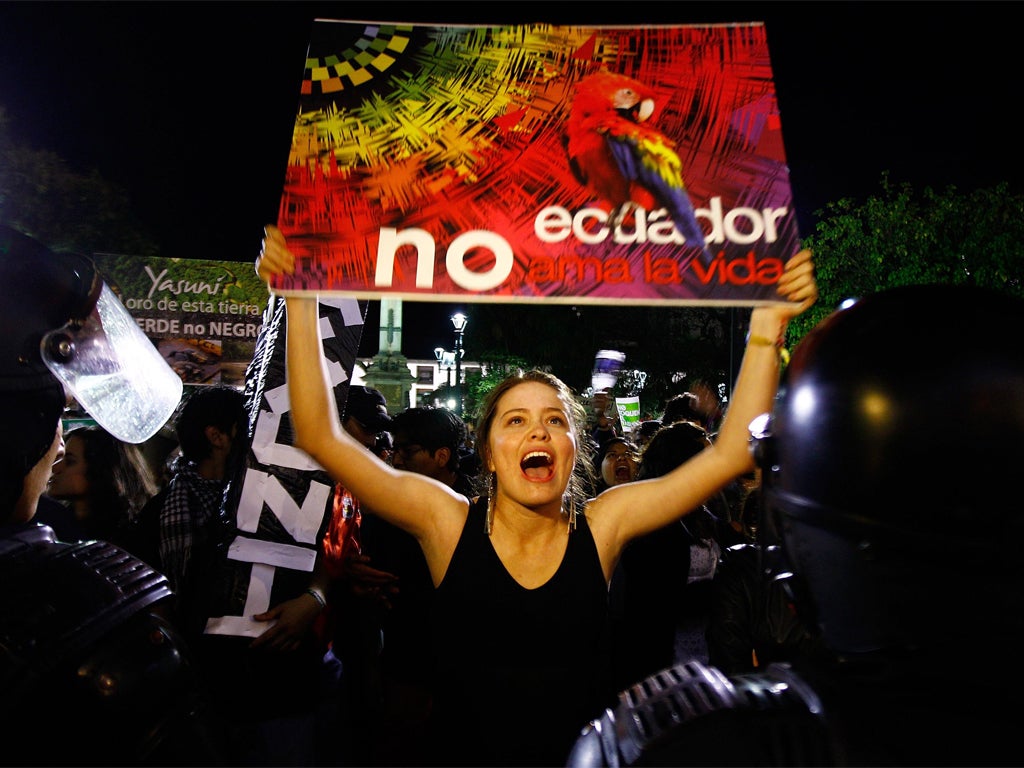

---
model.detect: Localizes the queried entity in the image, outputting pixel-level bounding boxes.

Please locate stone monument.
[360,297,414,414]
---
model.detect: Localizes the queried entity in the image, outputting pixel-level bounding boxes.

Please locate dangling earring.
[485,472,496,535]
[562,488,578,534]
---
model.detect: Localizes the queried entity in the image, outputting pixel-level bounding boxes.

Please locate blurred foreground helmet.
[1,226,223,764]
[0,225,181,445]
[0,227,78,493]
[753,284,1024,656]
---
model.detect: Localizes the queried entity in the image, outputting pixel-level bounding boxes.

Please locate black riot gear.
[0,225,223,765]
[756,283,1024,655]
[569,283,1024,767]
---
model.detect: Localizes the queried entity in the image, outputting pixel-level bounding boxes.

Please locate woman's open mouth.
[521,450,554,481]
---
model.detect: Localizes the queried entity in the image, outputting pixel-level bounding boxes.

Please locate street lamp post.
[434,347,454,386]
[451,312,468,416]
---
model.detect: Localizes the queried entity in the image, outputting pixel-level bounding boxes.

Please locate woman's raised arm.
[590,249,818,549]
[256,226,465,542]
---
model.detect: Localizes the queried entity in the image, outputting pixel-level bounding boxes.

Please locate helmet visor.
[41,282,182,443]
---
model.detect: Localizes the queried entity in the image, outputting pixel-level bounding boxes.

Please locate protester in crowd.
[660,391,704,426]
[593,435,640,494]
[569,282,1024,767]
[389,406,478,497]
[0,224,224,765]
[157,385,250,635]
[631,418,662,454]
[39,424,161,550]
[662,383,724,434]
[181,386,355,767]
[706,485,826,674]
[608,420,745,691]
[257,224,817,766]
[178,392,343,767]
[318,384,400,767]
[587,389,621,475]
[153,383,335,761]
[360,405,479,765]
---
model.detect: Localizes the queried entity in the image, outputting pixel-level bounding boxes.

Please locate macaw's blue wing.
[606,132,712,267]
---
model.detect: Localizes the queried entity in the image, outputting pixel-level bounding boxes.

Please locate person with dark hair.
[198,383,363,768]
[0,224,224,765]
[631,418,662,453]
[40,424,161,546]
[661,382,724,433]
[158,384,250,636]
[389,406,477,496]
[569,282,1024,767]
[318,384,401,767]
[258,225,817,766]
[608,420,743,691]
[594,435,640,494]
[660,390,703,425]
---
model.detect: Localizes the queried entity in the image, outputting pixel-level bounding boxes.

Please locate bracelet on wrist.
[747,333,791,367]
[305,587,327,610]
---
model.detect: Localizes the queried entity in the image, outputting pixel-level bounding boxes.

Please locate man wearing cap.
[343,385,396,447]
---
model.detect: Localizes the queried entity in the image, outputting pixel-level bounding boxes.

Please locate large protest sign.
[199,19,804,635]
[270,20,800,305]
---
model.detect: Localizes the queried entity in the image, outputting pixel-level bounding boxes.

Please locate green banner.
[91,253,268,387]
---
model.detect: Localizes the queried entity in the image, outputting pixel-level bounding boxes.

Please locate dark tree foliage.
[791,173,1024,345]
[0,107,158,256]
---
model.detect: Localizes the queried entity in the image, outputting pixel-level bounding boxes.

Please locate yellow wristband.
[747,334,790,367]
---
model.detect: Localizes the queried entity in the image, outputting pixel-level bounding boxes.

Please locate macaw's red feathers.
[565,70,710,263]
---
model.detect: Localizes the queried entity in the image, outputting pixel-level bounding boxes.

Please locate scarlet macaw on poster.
[272,20,800,305]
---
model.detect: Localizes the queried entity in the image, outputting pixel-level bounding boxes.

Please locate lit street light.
[451,312,468,416]
[434,346,455,386]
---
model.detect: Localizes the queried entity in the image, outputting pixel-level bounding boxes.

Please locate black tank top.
[429,498,614,766]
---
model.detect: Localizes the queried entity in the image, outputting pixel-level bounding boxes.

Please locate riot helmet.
[0,225,181,451]
[752,283,1024,656]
